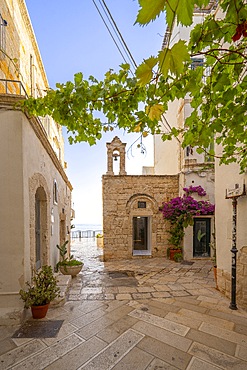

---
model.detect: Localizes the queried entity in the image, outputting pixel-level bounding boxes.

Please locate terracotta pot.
[169,249,182,261]
[59,264,83,277]
[31,303,49,319]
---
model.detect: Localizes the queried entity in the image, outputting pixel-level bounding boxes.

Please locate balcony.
[0,78,28,98]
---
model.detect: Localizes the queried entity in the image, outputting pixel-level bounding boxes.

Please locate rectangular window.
[191,58,204,70]
[138,201,146,208]
[0,14,7,55]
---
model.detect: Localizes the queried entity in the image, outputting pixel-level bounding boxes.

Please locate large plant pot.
[31,304,49,319]
[59,264,83,277]
[96,238,103,247]
[169,249,182,261]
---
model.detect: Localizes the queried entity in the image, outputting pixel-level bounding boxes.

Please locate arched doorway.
[35,187,48,269]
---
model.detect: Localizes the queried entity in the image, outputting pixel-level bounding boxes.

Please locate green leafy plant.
[173,252,183,262]
[20,1,247,171]
[56,241,82,272]
[161,186,214,249]
[197,229,206,242]
[19,265,60,308]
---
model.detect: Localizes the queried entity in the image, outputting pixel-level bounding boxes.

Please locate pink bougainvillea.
[160,186,214,248]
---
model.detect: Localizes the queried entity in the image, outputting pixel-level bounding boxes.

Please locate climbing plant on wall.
[160,186,215,248]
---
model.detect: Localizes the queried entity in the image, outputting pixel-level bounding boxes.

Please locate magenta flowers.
[160,186,214,248]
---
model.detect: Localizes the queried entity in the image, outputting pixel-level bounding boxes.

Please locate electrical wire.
[91,0,131,70]
[99,0,138,69]
[91,0,137,74]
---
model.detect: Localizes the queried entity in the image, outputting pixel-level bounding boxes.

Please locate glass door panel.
[193,218,211,257]
[133,217,148,251]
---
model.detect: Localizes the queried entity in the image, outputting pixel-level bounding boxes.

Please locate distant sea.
[74,224,102,232]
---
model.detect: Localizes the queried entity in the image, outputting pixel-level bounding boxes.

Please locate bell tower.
[106,136,127,175]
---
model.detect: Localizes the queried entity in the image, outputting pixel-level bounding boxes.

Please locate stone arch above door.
[29,173,50,271]
[126,193,158,214]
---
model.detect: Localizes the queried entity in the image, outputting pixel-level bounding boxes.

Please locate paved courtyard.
[1,239,247,369]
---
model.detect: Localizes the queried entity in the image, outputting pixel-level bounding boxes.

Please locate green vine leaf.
[135,0,166,25]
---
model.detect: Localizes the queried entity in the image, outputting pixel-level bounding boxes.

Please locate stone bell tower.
[106,136,127,175]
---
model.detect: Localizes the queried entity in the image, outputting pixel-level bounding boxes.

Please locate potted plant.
[56,240,83,277]
[96,233,103,247]
[19,265,60,319]
[166,221,183,260]
[173,252,183,262]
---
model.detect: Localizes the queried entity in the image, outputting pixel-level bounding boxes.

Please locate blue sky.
[25,0,165,224]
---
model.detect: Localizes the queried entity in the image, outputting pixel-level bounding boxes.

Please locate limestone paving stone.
[118,287,138,293]
[96,315,139,344]
[78,329,144,370]
[129,309,190,336]
[70,307,108,329]
[151,291,172,298]
[44,336,107,370]
[0,339,46,370]
[103,300,128,313]
[145,358,178,370]
[153,284,170,291]
[170,291,191,297]
[111,346,153,370]
[199,322,247,346]
[234,323,247,336]
[0,339,17,356]
[132,292,152,300]
[236,345,247,361]
[136,286,156,293]
[42,323,78,346]
[116,293,132,300]
[104,304,134,321]
[165,312,202,330]
[75,316,114,340]
[12,334,83,370]
[132,320,192,352]
[172,302,208,314]
[189,342,247,370]
[186,357,222,370]
[179,309,235,330]
[137,336,192,369]
[196,295,222,304]
[186,328,237,356]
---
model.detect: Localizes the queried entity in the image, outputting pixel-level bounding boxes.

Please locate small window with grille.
[191,58,204,70]
[0,14,7,55]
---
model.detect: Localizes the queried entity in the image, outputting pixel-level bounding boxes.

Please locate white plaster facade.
[152,2,247,309]
[152,10,216,262]
[0,0,73,323]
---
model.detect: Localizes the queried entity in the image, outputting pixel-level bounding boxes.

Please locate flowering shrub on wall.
[160,186,214,248]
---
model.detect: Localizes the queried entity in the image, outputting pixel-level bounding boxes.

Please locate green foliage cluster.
[56,241,82,271]
[173,252,183,262]
[168,220,186,248]
[21,0,247,171]
[19,265,60,308]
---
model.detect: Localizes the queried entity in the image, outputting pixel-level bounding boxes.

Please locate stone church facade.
[102,137,179,261]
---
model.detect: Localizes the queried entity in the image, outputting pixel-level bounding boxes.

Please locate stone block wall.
[217,246,247,308]
[102,174,179,261]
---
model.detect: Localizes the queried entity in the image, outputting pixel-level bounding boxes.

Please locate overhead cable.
[100,0,138,69]
[91,0,137,74]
